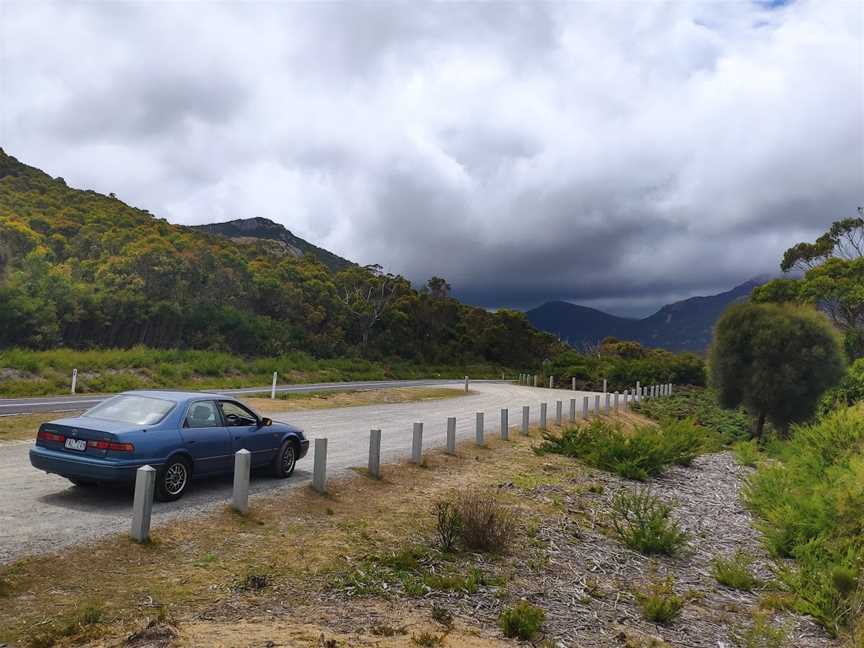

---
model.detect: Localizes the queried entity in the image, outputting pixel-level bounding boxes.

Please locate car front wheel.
[271,440,296,478]
[155,457,191,501]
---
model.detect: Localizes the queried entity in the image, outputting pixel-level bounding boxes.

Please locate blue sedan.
[29,390,309,501]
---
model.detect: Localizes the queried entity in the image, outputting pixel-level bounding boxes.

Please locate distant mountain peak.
[190,217,354,273]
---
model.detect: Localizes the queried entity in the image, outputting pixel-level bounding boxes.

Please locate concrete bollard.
[582,396,589,418]
[614,392,620,413]
[522,405,529,435]
[446,417,456,455]
[569,398,576,422]
[636,381,641,403]
[594,394,601,417]
[130,465,156,543]
[369,429,382,477]
[71,368,78,395]
[540,402,547,429]
[475,412,485,446]
[271,371,277,399]
[533,374,538,388]
[464,376,469,393]
[556,400,563,425]
[669,383,674,396]
[572,376,576,391]
[231,449,252,514]
[549,376,554,389]
[500,408,509,440]
[412,422,423,464]
[604,393,611,415]
[313,438,328,493]
[603,378,607,394]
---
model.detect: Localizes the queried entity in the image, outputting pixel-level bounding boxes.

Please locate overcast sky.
[1,1,862,317]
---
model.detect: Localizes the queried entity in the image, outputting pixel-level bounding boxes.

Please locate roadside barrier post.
[636,381,641,402]
[540,403,547,429]
[549,376,554,389]
[232,449,251,514]
[130,465,156,543]
[594,394,601,417]
[604,393,610,415]
[475,412,485,446]
[569,398,576,422]
[556,400,562,425]
[270,371,277,399]
[603,379,607,394]
[669,383,674,396]
[71,368,78,395]
[500,408,509,440]
[412,422,423,464]
[464,376,469,393]
[446,417,456,455]
[572,377,576,391]
[614,391,620,413]
[522,406,529,435]
[313,438,328,494]
[582,396,589,418]
[369,429,382,478]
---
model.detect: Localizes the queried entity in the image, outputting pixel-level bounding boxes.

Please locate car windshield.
[83,395,175,426]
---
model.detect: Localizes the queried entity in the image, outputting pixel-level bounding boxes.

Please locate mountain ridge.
[526,279,765,353]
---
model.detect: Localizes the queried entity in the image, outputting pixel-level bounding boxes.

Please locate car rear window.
[83,395,176,426]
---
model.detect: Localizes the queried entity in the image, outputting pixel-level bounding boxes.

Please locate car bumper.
[29,445,158,483]
[298,438,310,459]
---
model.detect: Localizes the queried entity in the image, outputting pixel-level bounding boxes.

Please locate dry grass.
[0,412,79,442]
[247,386,468,413]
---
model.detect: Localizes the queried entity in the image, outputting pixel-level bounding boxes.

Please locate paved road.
[0,378,505,415]
[0,383,600,563]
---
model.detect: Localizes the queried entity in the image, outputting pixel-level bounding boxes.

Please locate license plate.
[64,438,87,452]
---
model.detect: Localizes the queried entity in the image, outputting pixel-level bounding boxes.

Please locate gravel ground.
[0,383,596,563]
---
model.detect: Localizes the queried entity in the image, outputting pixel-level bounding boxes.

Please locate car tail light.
[87,440,135,452]
[38,430,64,443]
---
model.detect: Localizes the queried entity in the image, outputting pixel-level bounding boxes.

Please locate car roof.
[120,390,234,403]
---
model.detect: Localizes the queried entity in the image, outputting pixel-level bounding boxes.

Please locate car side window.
[219,401,258,427]
[184,401,221,428]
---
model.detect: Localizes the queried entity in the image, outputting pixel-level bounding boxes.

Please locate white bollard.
[669,383,674,396]
[232,449,251,514]
[549,376,554,389]
[71,368,78,395]
[533,374,538,388]
[500,408,509,440]
[271,372,277,399]
[464,376,469,393]
[130,465,156,543]
[604,393,611,415]
[475,412,485,446]
[522,405,529,435]
[623,389,629,411]
[412,422,423,464]
[614,391,620,413]
[636,381,641,403]
[446,417,456,455]
[582,396,589,418]
[556,400,563,425]
[594,394,601,417]
[369,429,382,478]
[569,398,576,422]
[572,376,576,391]
[313,438,328,494]
[540,402,547,429]
[603,378,607,394]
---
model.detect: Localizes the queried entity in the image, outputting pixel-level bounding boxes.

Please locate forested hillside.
[0,149,558,366]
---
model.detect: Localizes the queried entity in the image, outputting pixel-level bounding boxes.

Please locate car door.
[179,400,232,474]
[220,400,276,467]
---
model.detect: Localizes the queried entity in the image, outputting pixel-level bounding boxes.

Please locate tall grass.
[744,405,864,636]
[0,347,511,396]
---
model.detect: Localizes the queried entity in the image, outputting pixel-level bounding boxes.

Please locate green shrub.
[732,440,760,467]
[538,418,709,481]
[635,576,684,624]
[634,386,751,443]
[610,488,688,556]
[434,500,462,552]
[731,612,790,648]
[498,600,545,639]
[453,489,515,553]
[711,552,761,591]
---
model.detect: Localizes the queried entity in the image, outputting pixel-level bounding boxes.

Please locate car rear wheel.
[271,440,296,478]
[156,457,191,501]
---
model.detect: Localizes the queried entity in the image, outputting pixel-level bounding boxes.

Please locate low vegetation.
[732,439,761,467]
[538,418,712,481]
[635,575,685,625]
[633,386,751,443]
[498,600,545,640]
[609,488,688,556]
[711,551,761,592]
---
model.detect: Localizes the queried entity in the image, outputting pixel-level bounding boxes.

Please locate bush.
[636,576,684,624]
[498,600,545,639]
[610,488,688,556]
[538,418,709,481]
[732,440,761,467]
[434,500,462,552]
[453,490,515,553]
[634,386,752,443]
[711,552,761,591]
[732,612,790,648]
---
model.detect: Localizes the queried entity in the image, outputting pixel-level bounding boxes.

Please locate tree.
[334,265,407,347]
[709,303,844,438]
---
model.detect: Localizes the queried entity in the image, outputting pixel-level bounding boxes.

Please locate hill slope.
[527,280,762,352]
[190,217,353,273]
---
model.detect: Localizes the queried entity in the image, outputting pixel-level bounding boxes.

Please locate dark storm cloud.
[2,1,862,317]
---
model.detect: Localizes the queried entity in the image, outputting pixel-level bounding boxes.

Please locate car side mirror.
[261,417,272,427]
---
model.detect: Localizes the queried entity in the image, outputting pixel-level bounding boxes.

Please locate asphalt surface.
[0,382,600,563]
[0,378,502,415]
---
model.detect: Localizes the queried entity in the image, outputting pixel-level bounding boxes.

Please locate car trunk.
[36,417,132,458]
